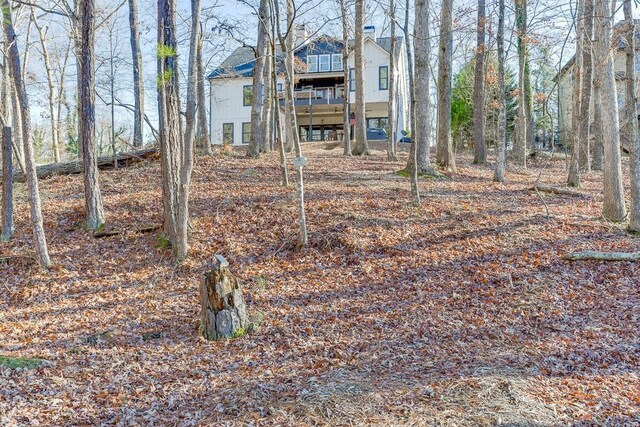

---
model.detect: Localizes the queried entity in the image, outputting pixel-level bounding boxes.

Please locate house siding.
[558,49,640,146]
[209,35,408,146]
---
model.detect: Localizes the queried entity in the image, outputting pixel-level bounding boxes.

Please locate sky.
[13,0,640,156]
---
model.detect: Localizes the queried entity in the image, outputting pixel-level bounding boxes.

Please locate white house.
[556,19,640,148]
[207,26,409,146]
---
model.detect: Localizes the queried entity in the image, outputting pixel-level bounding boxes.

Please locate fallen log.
[93,223,161,238]
[12,147,158,182]
[562,251,640,261]
[530,184,588,198]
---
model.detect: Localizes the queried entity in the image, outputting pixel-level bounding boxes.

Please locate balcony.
[279,85,346,107]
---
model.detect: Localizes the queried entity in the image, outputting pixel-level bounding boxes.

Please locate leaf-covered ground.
[1,142,639,426]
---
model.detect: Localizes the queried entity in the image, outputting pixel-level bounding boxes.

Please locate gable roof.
[207,34,404,79]
[555,19,640,82]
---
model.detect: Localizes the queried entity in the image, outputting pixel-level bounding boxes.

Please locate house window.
[367,117,389,133]
[349,68,355,92]
[243,85,253,106]
[277,83,283,92]
[223,123,234,145]
[379,66,389,90]
[242,122,251,144]
[307,55,318,72]
[332,54,343,71]
[319,54,331,72]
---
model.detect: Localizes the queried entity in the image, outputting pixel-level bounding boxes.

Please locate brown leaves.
[1,142,639,425]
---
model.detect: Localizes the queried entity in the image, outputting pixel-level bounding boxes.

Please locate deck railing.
[279,85,346,105]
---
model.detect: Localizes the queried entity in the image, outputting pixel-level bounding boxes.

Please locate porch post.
[309,87,313,141]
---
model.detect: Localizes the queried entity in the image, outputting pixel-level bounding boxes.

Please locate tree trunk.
[274,0,308,245]
[34,17,60,163]
[2,0,51,268]
[200,256,250,340]
[340,0,351,156]
[413,0,437,175]
[79,0,105,231]
[128,0,145,147]
[248,0,270,158]
[272,39,289,186]
[593,0,626,221]
[579,0,593,171]
[170,0,198,261]
[282,10,294,153]
[592,83,603,170]
[493,0,506,183]
[261,45,273,154]
[436,0,455,171]
[513,0,527,167]
[158,0,189,259]
[1,62,23,172]
[387,0,397,162]
[624,0,640,232]
[567,0,583,187]
[196,27,211,155]
[472,0,486,164]
[352,0,369,155]
[56,41,71,162]
[1,127,13,242]
[11,85,24,166]
[0,62,7,125]
[403,0,414,149]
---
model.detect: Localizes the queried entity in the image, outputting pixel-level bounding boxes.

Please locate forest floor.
[1,141,639,426]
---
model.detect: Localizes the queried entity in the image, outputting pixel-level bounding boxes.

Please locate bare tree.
[340,0,352,156]
[2,0,51,268]
[261,37,273,154]
[196,25,211,154]
[493,0,506,183]
[436,0,455,171]
[386,0,397,161]
[402,0,413,146]
[1,127,12,242]
[567,0,583,187]
[274,0,308,245]
[513,0,528,167]
[624,0,640,232]
[158,0,193,259]
[578,0,593,171]
[472,0,486,164]
[271,35,289,185]
[592,84,603,171]
[33,14,61,162]
[413,0,436,176]
[128,0,144,147]
[248,0,271,158]
[593,0,626,221]
[352,0,369,155]
[79,0,105,230]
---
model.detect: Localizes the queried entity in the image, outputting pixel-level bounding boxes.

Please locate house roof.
[207,35,404,79]
[555,19,640,82]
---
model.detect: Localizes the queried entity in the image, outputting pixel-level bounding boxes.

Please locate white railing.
[279,85,346,104]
